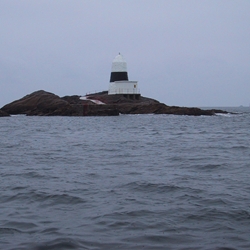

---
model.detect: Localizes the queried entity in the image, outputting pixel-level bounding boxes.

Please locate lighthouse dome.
[111,53,127,72]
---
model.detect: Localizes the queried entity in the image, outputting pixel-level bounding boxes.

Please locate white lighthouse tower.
[108,53,140,99]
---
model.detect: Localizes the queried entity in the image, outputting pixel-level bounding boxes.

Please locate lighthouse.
[108,54,140,99]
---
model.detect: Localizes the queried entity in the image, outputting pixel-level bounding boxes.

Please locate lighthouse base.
[108,81,140,96]
[121,94,141,100]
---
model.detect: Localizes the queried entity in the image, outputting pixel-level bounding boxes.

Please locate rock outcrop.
[1,90,119,116]
[84,92,228,116]
[1,90,74,116]
[0,109,10,117]
[1,90,228,116]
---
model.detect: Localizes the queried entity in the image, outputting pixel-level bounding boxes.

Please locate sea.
[0,107,249,250]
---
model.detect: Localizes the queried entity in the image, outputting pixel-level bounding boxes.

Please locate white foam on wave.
[215,112,238,117]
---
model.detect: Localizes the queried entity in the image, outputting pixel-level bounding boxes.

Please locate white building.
[108,54,140,99]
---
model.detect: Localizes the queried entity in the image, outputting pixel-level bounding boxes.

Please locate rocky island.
[0,54,229,117]
[0,90,228,117]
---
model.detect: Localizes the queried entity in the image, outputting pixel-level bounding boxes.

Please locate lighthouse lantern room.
[108,54,140,100]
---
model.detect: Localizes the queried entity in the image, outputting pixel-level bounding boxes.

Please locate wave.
[2,191,86,206]
[120,181,181,193]
[24,238,82,250]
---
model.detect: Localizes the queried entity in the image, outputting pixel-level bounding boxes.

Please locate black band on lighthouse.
[110,72,129,82]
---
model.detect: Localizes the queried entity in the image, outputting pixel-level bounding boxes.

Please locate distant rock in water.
[1,90,228,116]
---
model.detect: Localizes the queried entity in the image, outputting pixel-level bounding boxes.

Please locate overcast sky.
[1,0,249,107]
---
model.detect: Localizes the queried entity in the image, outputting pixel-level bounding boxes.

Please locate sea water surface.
[0,107,250,250]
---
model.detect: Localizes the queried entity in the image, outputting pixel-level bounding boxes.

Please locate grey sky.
[1,0,249,107]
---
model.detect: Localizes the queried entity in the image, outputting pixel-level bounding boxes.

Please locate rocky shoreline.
[1,90,228,117]
[0,110,10,117]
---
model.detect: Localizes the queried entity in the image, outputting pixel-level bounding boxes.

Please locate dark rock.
[1,90,119,116]
[82,104,119,116]
[114,103,223,116]
[0,109,10,117]
[61,95,82,105]
[1,90,74,116]
[86,92,159,105]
